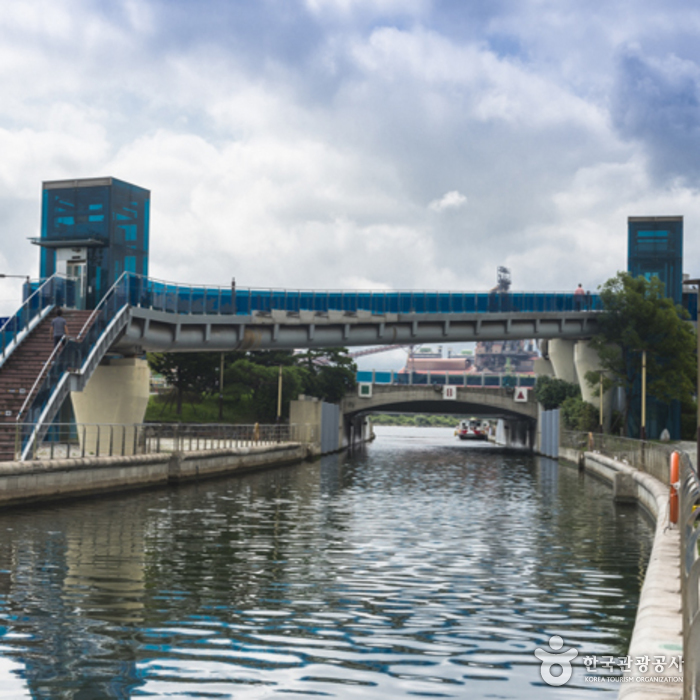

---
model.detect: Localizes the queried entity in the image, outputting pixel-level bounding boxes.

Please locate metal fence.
[19,423,318,461]
[679,450,700,698]
[356,370,537,387]
[560,431,675,485]
[93,272,605,316]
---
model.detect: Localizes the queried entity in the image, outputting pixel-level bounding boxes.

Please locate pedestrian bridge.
[109,275,601,354]
[2,273,591,460]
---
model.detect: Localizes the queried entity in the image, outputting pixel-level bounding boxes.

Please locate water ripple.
[0,426,652,698]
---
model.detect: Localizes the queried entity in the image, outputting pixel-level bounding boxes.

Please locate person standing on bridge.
[50,307,69,348]
[574,283,585,310]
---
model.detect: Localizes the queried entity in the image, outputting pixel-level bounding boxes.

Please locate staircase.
[0,309,93,461]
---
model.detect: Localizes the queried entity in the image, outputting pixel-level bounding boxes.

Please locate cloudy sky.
[1,0,699,324]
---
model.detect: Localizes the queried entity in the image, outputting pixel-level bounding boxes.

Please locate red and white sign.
[443,386,457,400]
[514,387,529,402]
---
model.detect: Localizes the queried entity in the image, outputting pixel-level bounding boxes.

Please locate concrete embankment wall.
[0,443,311,508]
[560,446,682,699]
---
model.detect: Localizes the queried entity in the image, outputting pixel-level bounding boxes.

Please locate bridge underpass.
[340,384,538,451]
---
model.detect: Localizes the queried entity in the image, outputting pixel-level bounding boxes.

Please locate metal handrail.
[561,430,675,485]
[0,273,76,365]
[75,271,129,340]
[116,272,604,316]
[15,337,70,424]
[18,422,319,460]
[0,273,62,334]
[679,451,699,698]
[12,274,134,460]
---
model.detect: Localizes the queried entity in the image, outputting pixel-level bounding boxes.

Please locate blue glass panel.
[375,371,392,384]
[357,293,371,312]
[426,293,438,313]
[520,376,536,387]
[190,287,205,314]
[395,372,409,384]
[431,374,446,385]
[412,372,427,385]
[356,371,373,383]
[124,256,136,273]
[466,375,482,386]
[206,289,220,313]
[476,294,489,312]
[451,295,464,313]
[448,375,464,385]
[385,293,399,313]
[484,375,500,386]
[438,294,450,313]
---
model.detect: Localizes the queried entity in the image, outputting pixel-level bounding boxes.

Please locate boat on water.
[455,418,489,441]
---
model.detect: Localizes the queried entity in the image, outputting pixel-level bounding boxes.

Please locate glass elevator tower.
[32,177,150,309]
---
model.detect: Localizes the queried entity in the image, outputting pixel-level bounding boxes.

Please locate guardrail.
[356,370,537,387]
[0,274,77,366]
[112,272,604,316]
[679,450,700,698]
[560,431,674,485]
[19,422,319,461]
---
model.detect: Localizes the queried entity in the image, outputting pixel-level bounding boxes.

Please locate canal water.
[0,426,653,699]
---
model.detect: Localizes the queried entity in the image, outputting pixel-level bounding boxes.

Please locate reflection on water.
[0,426,652,698]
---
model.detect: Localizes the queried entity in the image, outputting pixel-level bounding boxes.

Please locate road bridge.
[340,384,537,450]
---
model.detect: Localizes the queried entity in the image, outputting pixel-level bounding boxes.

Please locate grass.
[145,393,258,424]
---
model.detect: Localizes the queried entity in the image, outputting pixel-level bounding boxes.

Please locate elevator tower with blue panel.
[627,215,683,439]
[32,177,150,309]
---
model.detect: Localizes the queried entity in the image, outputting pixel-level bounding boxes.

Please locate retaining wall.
[0,443,311,508]
[560,447,682,699]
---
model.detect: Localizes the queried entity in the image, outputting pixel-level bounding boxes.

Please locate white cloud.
[429,191,467,212]
[0,0,697,319]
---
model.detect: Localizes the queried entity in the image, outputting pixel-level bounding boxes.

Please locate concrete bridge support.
[495,418,535,450]
[71,357,150,455]
[541,339,613,431]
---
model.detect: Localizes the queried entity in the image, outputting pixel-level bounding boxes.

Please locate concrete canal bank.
[0,442,312,508]
[560,446,683,700]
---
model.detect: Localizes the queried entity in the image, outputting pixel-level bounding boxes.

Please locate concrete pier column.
[71,357,150,456]
[548,339,577,383]
[574,340,613,430]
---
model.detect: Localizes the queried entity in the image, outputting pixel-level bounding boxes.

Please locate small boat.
[456,418,488,441]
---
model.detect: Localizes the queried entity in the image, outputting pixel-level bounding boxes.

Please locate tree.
[585,272,696,435]
[226,358,307,423]
[148,352,220,416]
[534,376,580,410]
[294,347,357,403]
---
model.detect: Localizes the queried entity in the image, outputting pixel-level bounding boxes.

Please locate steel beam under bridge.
[112,307,599,354]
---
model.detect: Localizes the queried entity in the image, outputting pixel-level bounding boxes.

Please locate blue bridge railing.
[356,371,536,388]
[118,274,603,316]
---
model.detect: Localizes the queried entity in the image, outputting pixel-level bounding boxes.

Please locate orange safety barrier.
[670,451,680,525]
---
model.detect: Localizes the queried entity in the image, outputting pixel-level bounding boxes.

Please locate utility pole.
[219,352,224,421]
[277,365,283,423]
[641,350,647,441]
